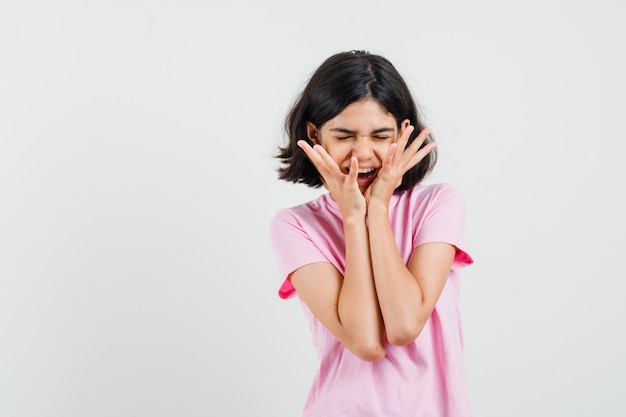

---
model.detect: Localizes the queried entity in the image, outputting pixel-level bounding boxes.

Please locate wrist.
[367,199,389,215]
[343,212,367,226]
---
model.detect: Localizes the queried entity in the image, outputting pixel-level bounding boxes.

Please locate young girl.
[270,50,474,417]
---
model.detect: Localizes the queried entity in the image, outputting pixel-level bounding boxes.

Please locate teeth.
[346,168,377,174]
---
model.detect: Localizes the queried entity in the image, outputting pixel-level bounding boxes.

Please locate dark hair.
[276,50,437,193]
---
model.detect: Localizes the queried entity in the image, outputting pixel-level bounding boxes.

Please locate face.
[307,98,409,193]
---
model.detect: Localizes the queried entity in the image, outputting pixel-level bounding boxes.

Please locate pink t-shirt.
[270,183,474,417]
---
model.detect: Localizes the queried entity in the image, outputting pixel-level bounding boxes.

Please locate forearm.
[337,216,385,359]
[367,201,426,346]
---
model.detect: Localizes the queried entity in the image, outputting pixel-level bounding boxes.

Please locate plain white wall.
[1,1,625,416]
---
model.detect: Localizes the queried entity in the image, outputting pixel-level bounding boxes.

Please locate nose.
[352,137,374,160]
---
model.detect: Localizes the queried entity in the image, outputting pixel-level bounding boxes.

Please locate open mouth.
[357,168,377,179]
[347,167,378,179]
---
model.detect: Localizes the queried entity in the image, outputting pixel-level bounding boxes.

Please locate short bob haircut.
[276,50,437,193]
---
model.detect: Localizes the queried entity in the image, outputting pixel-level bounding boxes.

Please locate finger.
[405,141,437,171]
[400,128,432,169]
[313,144,346,177]
[297,140,333,173]
[397,124,415,152]
[297,140,333,177]
[297,140,346,185]
[348,156,359,182]
[297,139,318,161]
[405,127,432,154]
[385,142,398,166]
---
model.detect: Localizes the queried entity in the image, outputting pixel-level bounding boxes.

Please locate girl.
[270,50,474,417]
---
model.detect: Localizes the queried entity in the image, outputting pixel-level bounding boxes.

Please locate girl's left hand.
[365,126,436,207]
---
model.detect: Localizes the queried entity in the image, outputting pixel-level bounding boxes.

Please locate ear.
[306,122,320,144]
[398,119,411,141]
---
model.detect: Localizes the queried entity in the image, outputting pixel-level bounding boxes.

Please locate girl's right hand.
[297,140,366,219]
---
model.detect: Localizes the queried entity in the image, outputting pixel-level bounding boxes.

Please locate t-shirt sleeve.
[413,184,474,270]
[269,208,328,299]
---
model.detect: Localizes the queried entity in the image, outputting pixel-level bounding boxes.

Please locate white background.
[1,1,625,416]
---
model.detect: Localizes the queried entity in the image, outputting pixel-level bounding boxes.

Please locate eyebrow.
[329,127,395,134]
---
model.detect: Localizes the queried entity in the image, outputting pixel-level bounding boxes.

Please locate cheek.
[374,142,394,155]
[323,144,348,162]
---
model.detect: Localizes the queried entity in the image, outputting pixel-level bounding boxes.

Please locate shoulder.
[270,193,333,233]
[389,183,467,228]
[271,194,325,219]
[399,182,465,206]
